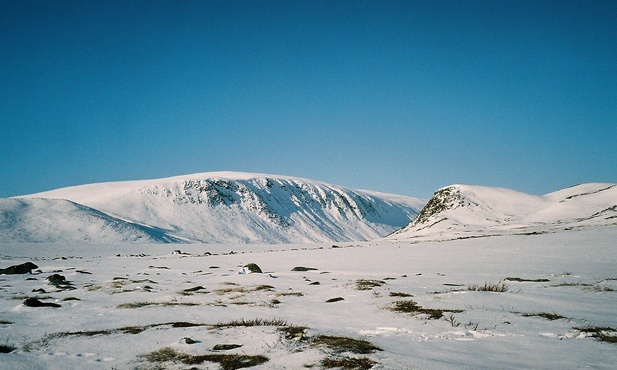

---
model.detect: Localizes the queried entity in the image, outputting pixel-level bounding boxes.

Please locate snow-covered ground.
[1,226,615,369]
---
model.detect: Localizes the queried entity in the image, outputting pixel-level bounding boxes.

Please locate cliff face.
[401,185,466,230]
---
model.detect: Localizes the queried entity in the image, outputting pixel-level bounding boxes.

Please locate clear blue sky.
[1,0,615,199]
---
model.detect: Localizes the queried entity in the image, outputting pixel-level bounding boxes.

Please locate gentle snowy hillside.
[391,183,617,241]
[0,198,181,243]
[15,172,425,244]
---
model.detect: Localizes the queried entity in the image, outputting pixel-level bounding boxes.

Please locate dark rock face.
[0,262,38,275]
[403,186,466,230]
[412,187,461,225]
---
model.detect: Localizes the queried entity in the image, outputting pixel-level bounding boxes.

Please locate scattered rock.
[183,337,197,344]
[326,297,345,303]
[292,266,318,272]
[239,263,262,274]
[0,344,16,353]
[182,286,207,294]
[24,297,61,308]
[148,265,170,270]
[47,274,75,290]
[0,262,39,275]
[309,281,321,285]
[212,344,243,351]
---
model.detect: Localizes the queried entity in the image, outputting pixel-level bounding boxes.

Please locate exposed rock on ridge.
[391,183,617,242]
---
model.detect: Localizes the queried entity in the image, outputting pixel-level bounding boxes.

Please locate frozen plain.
[1,226,616,369]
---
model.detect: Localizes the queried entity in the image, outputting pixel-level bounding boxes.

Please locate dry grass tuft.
[355,279,386,291]
[141,347,269,369]
[117,301,199,308]
[574,326,617,344]
[321,356,377,369]
[388,299,463,319]
[210,318,288,329]
[467,281,509,292]
[311,335,382,354]
[519,312,569,321]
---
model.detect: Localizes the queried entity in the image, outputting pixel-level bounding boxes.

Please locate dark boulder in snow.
[212,344,243,351]
[239,263,262,274]
[24,297,61,308]
[47,274,75,290]
[0,262,38,275]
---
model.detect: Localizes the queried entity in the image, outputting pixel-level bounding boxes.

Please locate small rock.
[47,274,75,290]
[239,263,262,274]
[183,285,206,292]
[24,298,61,308]
[0,262,38,275]
[213,344,243,351]
[326,297,345,303]
[291,266,318,272]
[183,337,197,344]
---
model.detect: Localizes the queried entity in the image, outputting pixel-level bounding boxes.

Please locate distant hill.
[390,183,617,242]
[0,198,182,243]
[6,172,425,243]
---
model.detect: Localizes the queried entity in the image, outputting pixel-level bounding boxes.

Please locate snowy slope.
[0,198,182,243]
[391,183,617,241]
[15,172,425,244]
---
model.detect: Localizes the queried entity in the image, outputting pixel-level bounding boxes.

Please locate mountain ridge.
[4,173,614,244]
[6,172,425,244]
[390,182,617,241]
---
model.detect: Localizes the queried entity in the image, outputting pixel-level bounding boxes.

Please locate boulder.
[238,263,262,274]
[0,262,38,275]
[24,297,61,308]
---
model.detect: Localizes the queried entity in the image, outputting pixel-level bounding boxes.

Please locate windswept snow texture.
[392,183,617,241]
[14,172,425,244]
[0,198,181,243]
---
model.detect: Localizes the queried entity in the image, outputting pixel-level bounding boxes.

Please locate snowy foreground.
[1,227,616,369]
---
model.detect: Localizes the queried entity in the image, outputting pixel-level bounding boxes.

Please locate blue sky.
[1,0,615,199]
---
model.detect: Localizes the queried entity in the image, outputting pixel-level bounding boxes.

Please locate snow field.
[1,227,616,369]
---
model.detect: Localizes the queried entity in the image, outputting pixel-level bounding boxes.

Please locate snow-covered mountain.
[8,172,425,244]
[0,198,182,243]
[390,183,617,241]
